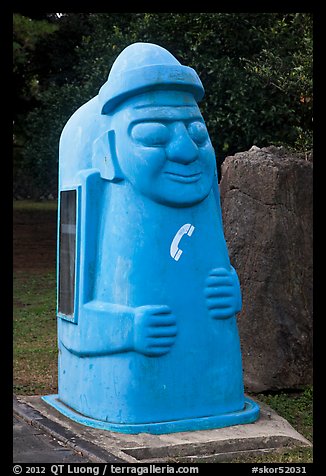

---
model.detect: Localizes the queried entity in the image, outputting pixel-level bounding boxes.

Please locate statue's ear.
[92,129,124,182]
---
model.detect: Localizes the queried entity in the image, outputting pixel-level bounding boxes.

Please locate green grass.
[226,447,312,464]
[13,199,57,211]
[13,271,58,395]
[226,388,313,463]
[255,386,313,442]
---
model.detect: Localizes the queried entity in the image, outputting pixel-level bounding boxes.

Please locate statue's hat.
[99,42,204,114]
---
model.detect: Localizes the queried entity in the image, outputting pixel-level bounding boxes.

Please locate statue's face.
[111,91,216,207]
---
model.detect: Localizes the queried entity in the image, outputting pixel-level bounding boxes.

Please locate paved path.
[13,395,125,463]
[13,415,90,463]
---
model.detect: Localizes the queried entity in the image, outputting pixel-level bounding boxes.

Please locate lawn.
[13,270,57,395]
[13,200,313,463]
[13,199,58,395]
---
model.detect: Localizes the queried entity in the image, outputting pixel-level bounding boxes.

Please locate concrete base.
[14,395,311,463]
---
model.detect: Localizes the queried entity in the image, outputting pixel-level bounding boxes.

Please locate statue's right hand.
[133,305,177,357]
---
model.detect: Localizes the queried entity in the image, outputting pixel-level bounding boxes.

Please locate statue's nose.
[166,122,198,164]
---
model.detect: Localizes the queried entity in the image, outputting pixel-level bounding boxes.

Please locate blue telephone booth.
[43,42,259,433]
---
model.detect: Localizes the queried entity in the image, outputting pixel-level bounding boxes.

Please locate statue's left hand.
[204,266,242,320]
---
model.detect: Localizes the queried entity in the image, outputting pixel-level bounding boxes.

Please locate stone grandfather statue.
[43,42,259,433]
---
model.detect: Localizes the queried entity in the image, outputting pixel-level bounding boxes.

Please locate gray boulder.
[219,146,313,392]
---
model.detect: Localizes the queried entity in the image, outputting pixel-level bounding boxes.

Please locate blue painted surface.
[45,42,259,432]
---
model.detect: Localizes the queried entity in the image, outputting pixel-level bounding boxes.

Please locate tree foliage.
[13,14,58,115]
[13,13,313,198]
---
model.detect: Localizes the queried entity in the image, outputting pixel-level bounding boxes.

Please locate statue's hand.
[133,305,177,356]
[204,267,242,320]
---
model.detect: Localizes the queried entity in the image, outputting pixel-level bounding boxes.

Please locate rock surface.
[220,146,313,392]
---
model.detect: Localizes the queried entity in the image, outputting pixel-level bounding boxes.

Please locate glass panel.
[58,190,77,317]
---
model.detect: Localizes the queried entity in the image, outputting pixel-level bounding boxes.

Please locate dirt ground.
[13,206,57,273]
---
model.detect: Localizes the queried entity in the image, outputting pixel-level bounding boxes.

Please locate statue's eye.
[187,121,209,145]
[131,122,170,146]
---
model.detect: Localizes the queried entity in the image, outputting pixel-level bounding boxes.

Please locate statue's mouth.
[164,171,202,184]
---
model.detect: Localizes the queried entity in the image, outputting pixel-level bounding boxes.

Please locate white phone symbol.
[170,223,195,261]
